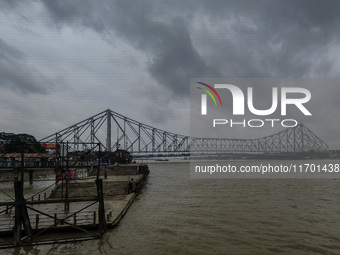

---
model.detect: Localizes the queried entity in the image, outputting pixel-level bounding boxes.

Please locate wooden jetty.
[0,164,149,248]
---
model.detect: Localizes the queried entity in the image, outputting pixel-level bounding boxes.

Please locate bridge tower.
[106,109,111,152]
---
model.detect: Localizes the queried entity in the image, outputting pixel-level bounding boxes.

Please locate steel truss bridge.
[40,109,328,156]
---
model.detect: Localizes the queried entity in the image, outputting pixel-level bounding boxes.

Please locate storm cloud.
[0,39,58,94]
[41,1,219,97]
[38,1,340,93]
[1,0,340,148]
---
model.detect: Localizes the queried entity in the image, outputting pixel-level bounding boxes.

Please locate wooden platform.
[0,164,149,248]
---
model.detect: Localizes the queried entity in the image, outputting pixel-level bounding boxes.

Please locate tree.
[3,133,46,153]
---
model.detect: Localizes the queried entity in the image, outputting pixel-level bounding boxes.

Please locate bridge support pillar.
[106,110,111,152]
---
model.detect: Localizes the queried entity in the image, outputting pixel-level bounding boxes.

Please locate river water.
[4,160,340,255]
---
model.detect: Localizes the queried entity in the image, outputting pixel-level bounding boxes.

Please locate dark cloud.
[0,0,20,8]
[39,0,340,95]
[0,38,59,94]
[40,0,219,97]
[41,1,105,31]
[0,39,23,59]
[196,0,340,78]
[1,0,340,147]
[147,18,219,96]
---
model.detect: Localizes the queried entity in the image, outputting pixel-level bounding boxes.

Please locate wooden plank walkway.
[0,172,147,248]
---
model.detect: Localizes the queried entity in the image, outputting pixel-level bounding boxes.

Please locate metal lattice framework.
[189,124,328,154]
[40,109,190,155]
[40,109,328,155]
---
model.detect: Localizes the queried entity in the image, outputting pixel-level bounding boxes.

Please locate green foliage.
[1,133,46,153]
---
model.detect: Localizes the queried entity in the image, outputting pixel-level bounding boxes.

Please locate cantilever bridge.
[40,109,328,156]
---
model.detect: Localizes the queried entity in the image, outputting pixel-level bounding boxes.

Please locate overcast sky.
[1,1,340,149]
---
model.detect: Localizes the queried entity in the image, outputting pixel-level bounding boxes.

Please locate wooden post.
[64,183,70,211]
[96,179,105,236]
[55,137,59,184]
[64,142,69,211]
[35,215,39,230]
[20,143,24,184]
[60,143,64,200]
[96,144,101,180]
[21,203,33,237]
[29,170,34,184]
[61,175,64,200]
[13,180,33,246]
[14,181,22,246]
[54,214,57,227]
